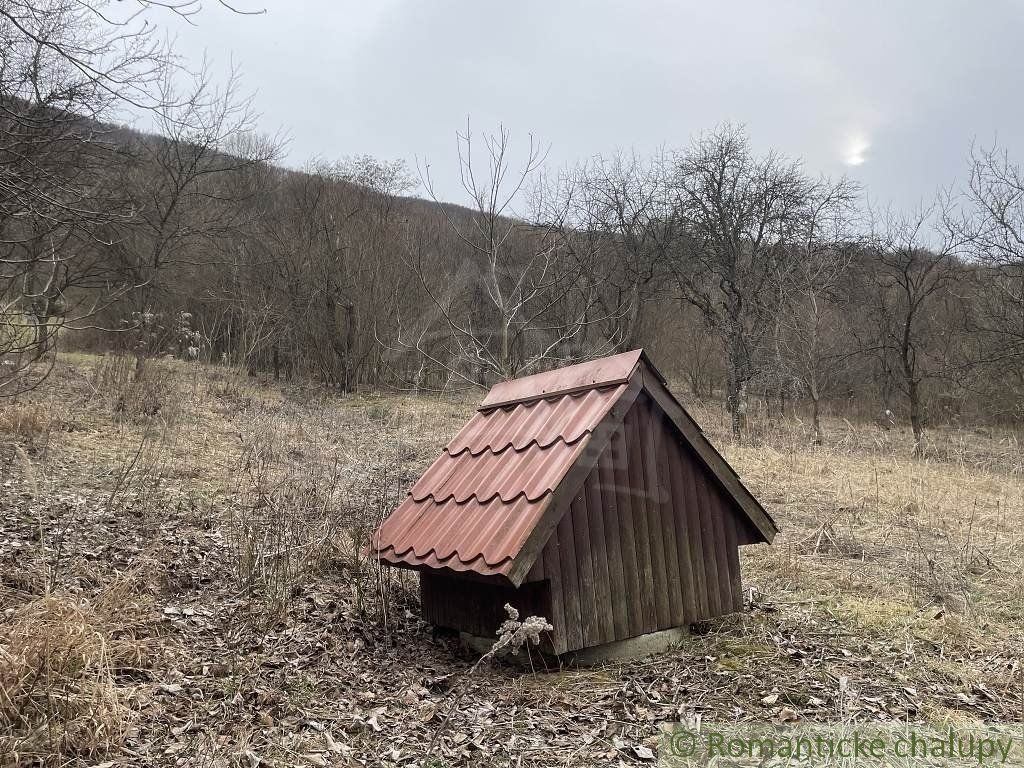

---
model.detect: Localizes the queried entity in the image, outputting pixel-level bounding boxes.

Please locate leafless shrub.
[101,425,178,543]
[346,460,414,634]
[228,407,344,617]
[92,355,186,424]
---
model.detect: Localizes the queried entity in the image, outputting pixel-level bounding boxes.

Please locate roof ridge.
[478,350,643,409]
[481,381,630,412]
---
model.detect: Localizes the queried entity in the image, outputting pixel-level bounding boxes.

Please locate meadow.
[0,354,1021,766]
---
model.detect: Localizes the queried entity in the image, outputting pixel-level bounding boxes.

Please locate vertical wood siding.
[533,393,752,653]
[420,391,757,655]
[419,573,551,646]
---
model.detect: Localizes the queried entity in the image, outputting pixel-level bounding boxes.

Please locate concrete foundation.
[562,626,691,665]
[459,625,691,666]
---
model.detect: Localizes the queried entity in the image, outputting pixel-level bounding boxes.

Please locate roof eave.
[376,555,518,586]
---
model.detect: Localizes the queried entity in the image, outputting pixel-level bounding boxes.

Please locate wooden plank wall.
[420,573,551,646]
[535,393,751,654]
[420,392,760,656]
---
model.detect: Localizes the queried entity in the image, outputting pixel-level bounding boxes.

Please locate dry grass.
[229,402,346,615]
[226,389,455,624]
[0,403,50,438]
[2,355,1022,766]
[0,567,159,766]
[724,415,1024,617]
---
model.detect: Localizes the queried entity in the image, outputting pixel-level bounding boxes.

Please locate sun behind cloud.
[843,133,871,166]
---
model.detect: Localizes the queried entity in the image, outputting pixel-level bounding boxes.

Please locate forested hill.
[3,94,1024,441]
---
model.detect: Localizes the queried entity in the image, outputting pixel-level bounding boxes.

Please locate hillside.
[5,93,1023,433]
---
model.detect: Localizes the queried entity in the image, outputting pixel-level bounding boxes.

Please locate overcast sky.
[161,0,1024,211]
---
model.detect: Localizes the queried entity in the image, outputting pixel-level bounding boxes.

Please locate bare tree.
[0,1,146,393]
[555,150,677,349]
[962,142,1024,374]
[114,66,279,381]
[321,155,417,389]
[406,122,612,386]
[670,124,818,440]
[775,180,860,444]
[217,154,417,389]
[860,202,967,456]
[0,0,261,394]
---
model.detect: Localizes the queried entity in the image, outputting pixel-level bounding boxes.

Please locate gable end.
[639,365,778,543]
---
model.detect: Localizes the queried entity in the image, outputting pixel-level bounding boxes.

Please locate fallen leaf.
[633,744,656,761]
[324,731,343,753]
[400,688,419,706]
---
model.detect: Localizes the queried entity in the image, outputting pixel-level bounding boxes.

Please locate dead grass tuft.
[0,403,50,438]
[0,575,157,766]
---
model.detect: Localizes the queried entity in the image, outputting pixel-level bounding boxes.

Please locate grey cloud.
[162,0,1024,208]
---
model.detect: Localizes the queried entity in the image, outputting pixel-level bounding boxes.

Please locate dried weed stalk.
[229,405,345,616]
[426,605,552,760]
[0,403,50,439]
[93,354,187,424]
[347,460,412,634]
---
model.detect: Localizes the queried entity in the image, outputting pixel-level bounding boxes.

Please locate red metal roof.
[371,349,777,583]
[371,364,635,578]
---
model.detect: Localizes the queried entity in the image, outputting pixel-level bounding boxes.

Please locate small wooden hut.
[370,350,777,657]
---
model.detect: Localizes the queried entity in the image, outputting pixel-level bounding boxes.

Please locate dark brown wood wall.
[419,573,551,644]
[419,392,760,655]
[527,393,757,654]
